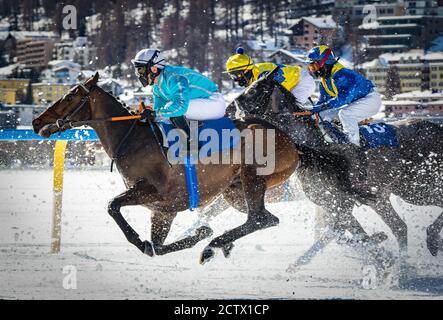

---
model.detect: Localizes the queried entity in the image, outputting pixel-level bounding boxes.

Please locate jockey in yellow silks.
[225,47,315,105]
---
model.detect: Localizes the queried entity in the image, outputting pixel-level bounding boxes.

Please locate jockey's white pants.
[185,92,227,121]
[319,90,382,145]
[291,69,316,105]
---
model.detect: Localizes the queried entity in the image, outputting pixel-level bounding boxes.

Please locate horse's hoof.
[143,241,154,257]
[286,264,297,274]
[196,226,213,240]
[200,246,216,265]
[426,226,440,256]
[370,232,388,244]
[222,243,234,258]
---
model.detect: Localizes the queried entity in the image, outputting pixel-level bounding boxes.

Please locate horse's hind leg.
[200,168,279,264]
[107,181,160,255]
[427,211,443,256]
[371,196,408,257]
[151,210,213,256]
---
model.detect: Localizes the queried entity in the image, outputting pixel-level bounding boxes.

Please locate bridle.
[46,81,170,171]
[54,83,95,133]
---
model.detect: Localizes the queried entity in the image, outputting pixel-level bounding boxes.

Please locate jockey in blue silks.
[306,45,382,147]
[306,45,382,195]
[131,48,226,138]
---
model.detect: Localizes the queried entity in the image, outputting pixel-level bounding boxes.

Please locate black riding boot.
[170,116,191,152]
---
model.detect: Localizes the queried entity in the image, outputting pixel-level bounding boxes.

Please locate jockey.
[131,48,226,138]
[306,45,382,146]
[306,45,383,194]
[225,47,315,106]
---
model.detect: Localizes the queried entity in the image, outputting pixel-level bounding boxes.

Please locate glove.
[311,103,330,113]
[140,108,155,122]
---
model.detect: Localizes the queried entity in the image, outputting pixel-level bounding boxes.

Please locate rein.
[51,83,169,172]
[293,111,320,127]
[55,84,144,132]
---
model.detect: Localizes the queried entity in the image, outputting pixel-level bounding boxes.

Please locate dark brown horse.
[32,72,298,264]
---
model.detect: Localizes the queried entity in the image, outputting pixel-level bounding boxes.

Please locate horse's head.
[32,72,100,137]
[228,67,303,118]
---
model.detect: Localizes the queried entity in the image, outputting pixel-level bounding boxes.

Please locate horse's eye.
[247,88,256,96]
[65,95,73,102]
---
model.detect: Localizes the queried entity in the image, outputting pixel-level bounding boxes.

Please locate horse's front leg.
[151,210,213,256]
[200,168,279,264]
[108,180,160,256]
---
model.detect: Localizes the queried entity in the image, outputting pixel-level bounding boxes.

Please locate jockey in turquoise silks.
[131,48,226,138]
[306,45,383,195]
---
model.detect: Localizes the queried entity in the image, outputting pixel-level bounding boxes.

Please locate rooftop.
[267,49,307,63]
[9,31,58,40]
[290,15,337,30]
[393,90,443,100]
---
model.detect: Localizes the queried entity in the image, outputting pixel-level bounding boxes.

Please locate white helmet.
[131,48,165,69]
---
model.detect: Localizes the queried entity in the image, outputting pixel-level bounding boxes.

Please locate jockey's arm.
[156,75,190,118]
[315,85,328,106]
[321,70,358,109]
[153,92,167,112]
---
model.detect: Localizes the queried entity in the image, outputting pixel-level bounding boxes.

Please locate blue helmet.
[306,45,337,65]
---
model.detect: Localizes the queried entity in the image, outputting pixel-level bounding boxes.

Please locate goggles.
[135,66,147,77]
[307,48,333,74]
[228,70,246,81]
[308,62,323,73]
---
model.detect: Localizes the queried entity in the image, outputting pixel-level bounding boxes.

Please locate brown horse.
[32,72,298,264]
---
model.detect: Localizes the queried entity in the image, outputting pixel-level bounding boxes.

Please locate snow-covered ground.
[0,170,442,300]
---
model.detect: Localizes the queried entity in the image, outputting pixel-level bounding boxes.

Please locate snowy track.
[0,170,442,299]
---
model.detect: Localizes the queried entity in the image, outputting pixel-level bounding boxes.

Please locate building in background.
[40,60,81,85]
[288,15,338,50]
[360,50,443,94]
[289,0,335,18]
[428,52,443,90]
[100,79,124,96]
[32,82,72,105]
[54,35,95,68]
[334,0,405,27]
[7,31,59,70]
[267,49,307,66]
[358,15,443,60]
[384,90,443,117]
[0,79,30,105]
[404,0,443,15]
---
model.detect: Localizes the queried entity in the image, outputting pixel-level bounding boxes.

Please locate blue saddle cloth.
[322,121,398,149]
[157,117,240,158]
[359,123,398,149]
[156,117,240,211]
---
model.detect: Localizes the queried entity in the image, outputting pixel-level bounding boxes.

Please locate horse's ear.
[91,72,99,85]
[85,72,99,88]
[265,67,280,82]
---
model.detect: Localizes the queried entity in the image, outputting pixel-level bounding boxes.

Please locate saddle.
[155,117,241,160]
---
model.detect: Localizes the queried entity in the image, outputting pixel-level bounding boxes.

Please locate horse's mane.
[273,81,306,113]
[95,84,136,115]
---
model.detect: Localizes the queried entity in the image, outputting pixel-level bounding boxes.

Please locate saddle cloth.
[322,121,398,149]
[156,117,241,210]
